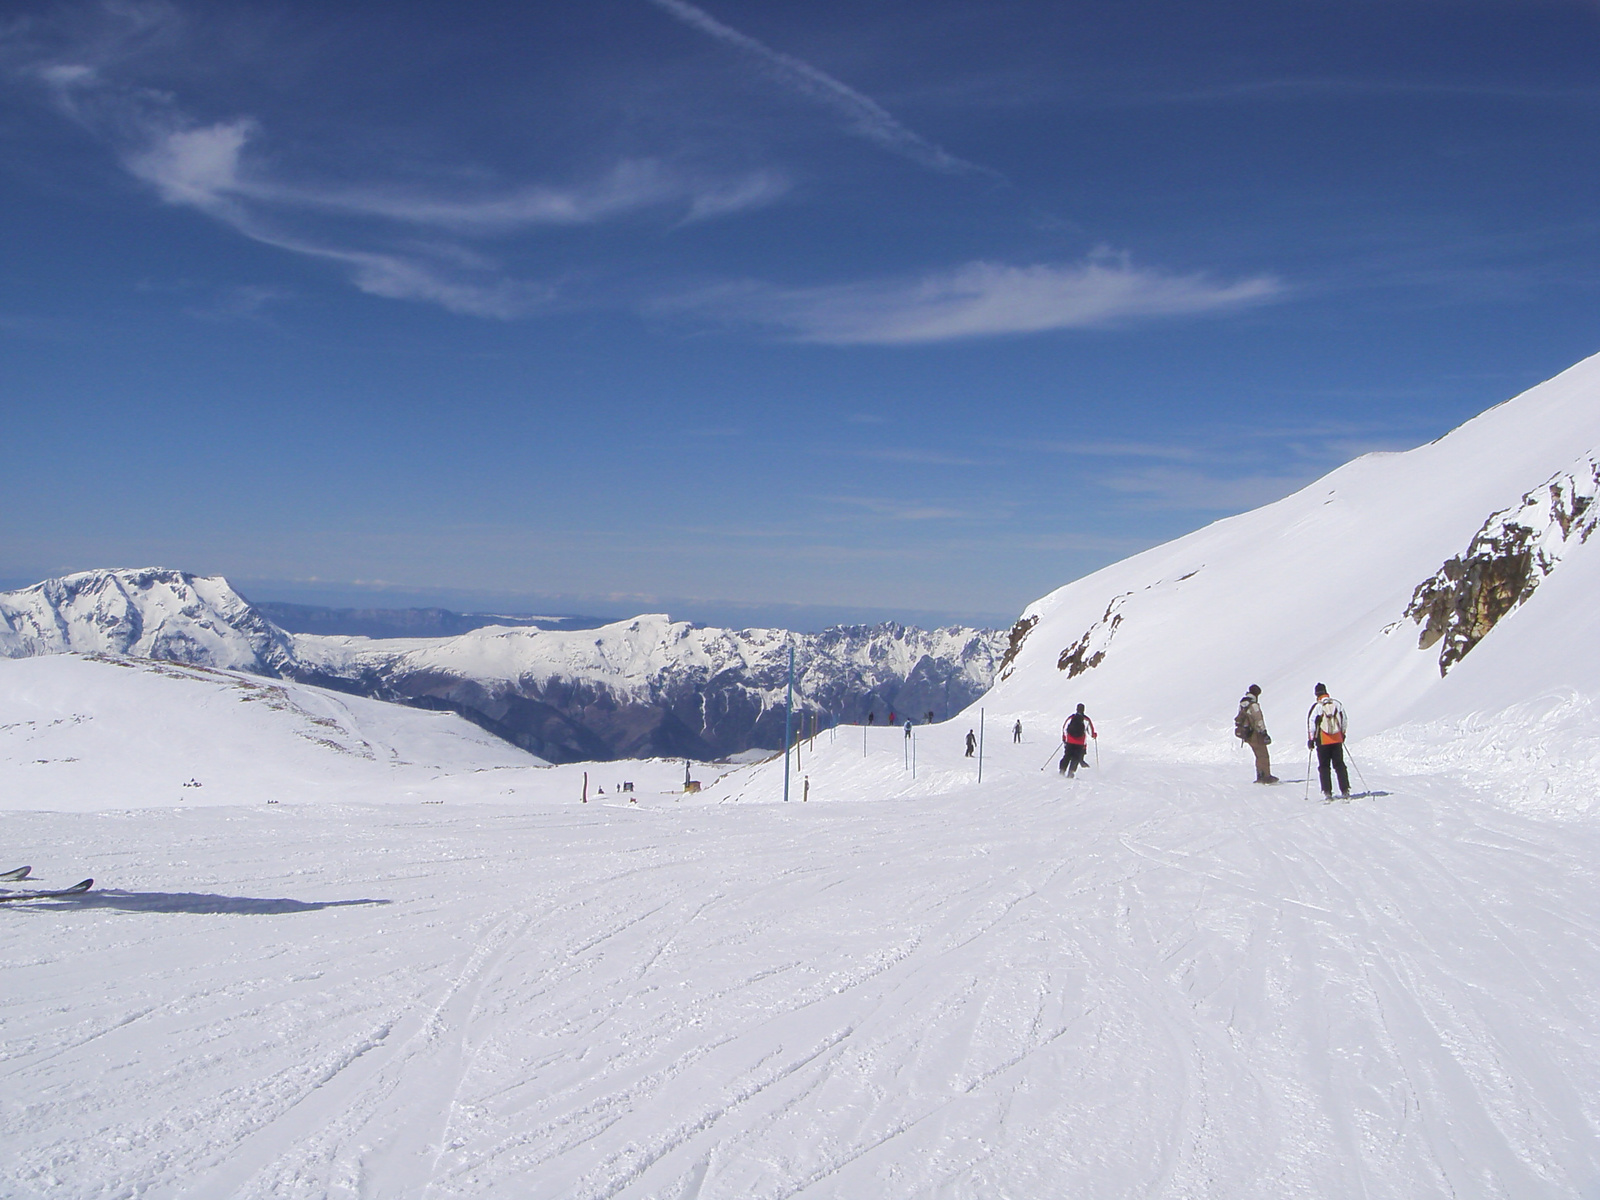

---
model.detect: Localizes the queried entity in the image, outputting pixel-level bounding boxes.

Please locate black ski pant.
[1317,742,1350,795]
[1060,743,1087,775]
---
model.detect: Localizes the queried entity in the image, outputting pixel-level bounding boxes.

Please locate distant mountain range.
[0,570,1004,763]
[253,601,606,640]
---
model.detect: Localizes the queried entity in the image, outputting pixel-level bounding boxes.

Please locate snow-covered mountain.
[0,568,295,672]
[291,615,1000,763]
[983,349,1600,808]
[0,570,1003,763]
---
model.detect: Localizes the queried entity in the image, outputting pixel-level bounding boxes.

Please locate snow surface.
[982,349,1600,812]
[7,355,1600,1197]
[4,712,1600,1198]
[0,656,552,809]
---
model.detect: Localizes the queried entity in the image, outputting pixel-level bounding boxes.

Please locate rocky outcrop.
[1406,455,1600,675]
[1057,594,1130,678]
[997,615,1037,681]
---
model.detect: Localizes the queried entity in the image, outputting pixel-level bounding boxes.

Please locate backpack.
[1234,699,1253,740]
[1316,697,1346,739]
[1066,713,1087,740]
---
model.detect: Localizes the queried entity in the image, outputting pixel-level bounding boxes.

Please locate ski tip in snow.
[0,865,32,882]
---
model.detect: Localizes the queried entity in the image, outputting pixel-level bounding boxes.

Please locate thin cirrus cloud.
[123,115,786,232]
[852,448,994,467]
[673,256,1283,344]
[825,495,973,521]
[24,51,787,317]
[1101,466,1316,512]
[643,0,988,176]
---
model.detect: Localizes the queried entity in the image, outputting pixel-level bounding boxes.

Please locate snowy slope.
[0,655,546,809]
[4,724,1599,1198]
[982,351,1600,806]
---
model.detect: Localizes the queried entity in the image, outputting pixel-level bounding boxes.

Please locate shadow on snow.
[24,891,393,914]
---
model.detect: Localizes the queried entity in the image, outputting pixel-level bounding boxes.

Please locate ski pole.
[1343,745,1369,794]
[1094,739,1100,771]
[1041,744,1062,771]
[1304,745,1313,802]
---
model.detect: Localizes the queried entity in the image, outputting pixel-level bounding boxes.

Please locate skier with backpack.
[1059,704,1096,777]
[1234,684,1278,783]
[1306,683,1351,799]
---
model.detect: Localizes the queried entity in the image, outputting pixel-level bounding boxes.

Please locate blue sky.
[4,0,1600,629]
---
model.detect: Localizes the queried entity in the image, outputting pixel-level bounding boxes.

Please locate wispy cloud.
[1018,439,1202,461]
[181,282,294,323]
[1120,77,1600,108]
[851,448,993,467]
[824,495,971,521]
[644,0,987,175]
[9,8,787,317]
[1100,466,1315,512]
[669,253,1282,344]
[143,147,789,233]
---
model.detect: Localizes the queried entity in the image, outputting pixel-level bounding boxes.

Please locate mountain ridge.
[974,348,1600,809]
[0,569,1004,763]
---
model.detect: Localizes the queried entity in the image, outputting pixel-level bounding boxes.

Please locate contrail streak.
[645,0,988,175]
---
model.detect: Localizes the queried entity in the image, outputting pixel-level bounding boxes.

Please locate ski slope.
[8,354,1600,1197]
[4,719,1600,1198]
[985,349,1600,815]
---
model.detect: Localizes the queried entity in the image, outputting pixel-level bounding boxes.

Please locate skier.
[868,711,875,726]
[904,719,913,739]
[1234,684,1278,783]
[1059,704,1096,777]
[964,730,977,757]
[1013,719,1023,743]
[1306,683,1351,799]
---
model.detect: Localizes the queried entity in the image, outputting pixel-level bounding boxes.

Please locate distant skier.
[904,719,913,739]
[1306,683,1351,799]
[1013,719,1023,743]
[1059,705,1096,776]
[1234,684,1278,783]
[965,730,977,757]
[925,710,935,724]
[889,709,896,725]
[868,711,875,726]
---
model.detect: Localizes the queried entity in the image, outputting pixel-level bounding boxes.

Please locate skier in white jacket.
[1306,683,1351,799]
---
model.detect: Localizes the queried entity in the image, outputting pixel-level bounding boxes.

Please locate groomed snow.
[8,355,1600,1197]
[4,708,1600,1198]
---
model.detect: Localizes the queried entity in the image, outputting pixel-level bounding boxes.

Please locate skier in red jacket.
[1059,705,1097,777]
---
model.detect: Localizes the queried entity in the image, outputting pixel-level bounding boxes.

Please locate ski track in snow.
[4,737,1600,1199]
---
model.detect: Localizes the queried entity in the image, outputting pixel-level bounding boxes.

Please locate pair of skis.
[0,866,94,902]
